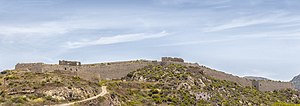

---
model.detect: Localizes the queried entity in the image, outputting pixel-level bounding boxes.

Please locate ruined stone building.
[59,60,81,66]
[161,57,184,62]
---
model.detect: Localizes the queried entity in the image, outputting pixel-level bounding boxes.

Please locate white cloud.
[155,0,231,5]
[0,25,67,36]
[0,13,168,37]
[204,12,294,32]
[157,38,234,47]
[65,31,168,48]
[156,0,196,5]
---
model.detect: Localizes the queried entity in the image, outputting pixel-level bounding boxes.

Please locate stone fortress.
[15,57,294,91]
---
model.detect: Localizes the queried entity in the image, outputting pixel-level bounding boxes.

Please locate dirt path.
[52,86,108,106]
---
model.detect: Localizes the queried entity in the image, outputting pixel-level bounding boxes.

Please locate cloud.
[155,0,231,5]
[157,38,234,47]
[65,31,168,48]
[0,12,169,37]
[204,12,290,32]
[0,25,68,36]
[155,0,197,5]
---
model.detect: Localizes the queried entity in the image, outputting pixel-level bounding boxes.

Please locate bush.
[4,75,19,80]
[12,96,27,103]
[99,80,108,86]
[32,98,45,103]
[72,76,81,81]
[45,96,53,101]
[127,73,133,78]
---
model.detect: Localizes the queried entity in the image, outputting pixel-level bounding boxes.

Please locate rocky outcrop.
[44,87,99,101]
[291,74,300,90]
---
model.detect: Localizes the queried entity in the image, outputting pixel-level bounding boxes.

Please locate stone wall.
[15,63,44,72]
[200,65,294,91]
[43,64,82,72]
[59,60,81,66]
[81,60,159,80]
[161,57,184,62]
[16,60,159,81]
[254,80,294,91]
[200,66,252,87]
[160,61,199,67]
[14,58,294,91]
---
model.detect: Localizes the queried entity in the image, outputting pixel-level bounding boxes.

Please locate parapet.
[161,57,184,62]
[59,60,81,66]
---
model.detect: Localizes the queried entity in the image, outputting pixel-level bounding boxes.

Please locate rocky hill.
[1,63,300,106]
[99,64,300,106]
[0,70,101,106]
[291,74,300,90]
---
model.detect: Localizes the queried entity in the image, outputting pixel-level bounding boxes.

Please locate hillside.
[99,64,300,106]
[0,70,101,106]
[291,74,300,90]
[1,63,300,106]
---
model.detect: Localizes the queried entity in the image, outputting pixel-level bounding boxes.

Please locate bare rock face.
[44,87,96,101]
[291,74,300,90]
[108,94,121,106]
[197,78,206,87]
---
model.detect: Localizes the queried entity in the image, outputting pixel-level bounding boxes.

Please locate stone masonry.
[161,57,184,62]
[15,57,294,91]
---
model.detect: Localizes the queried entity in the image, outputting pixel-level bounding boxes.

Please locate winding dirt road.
[52,86,108,106]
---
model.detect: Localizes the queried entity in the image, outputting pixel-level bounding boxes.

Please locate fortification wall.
[200,65,294,91]
[81,60,159,80]
[160,61,199,67]
[162,57,184,62]
[42,64,82,72]
[200,66,252,87]
[257,80,294,91]
[14,59,294,91]
[15,63,43,72]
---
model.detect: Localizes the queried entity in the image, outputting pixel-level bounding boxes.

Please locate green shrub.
[4,75,19,80]
[45,96,53,101]
[99,80,108,86]
[72,76,81,81]
[12,96,27,103]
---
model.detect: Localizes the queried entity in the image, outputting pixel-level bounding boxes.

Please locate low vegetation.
[0,70,101,106]
[1,64,300,105]
[103,64,300,105]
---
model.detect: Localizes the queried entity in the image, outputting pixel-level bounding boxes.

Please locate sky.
[0,0,300,81]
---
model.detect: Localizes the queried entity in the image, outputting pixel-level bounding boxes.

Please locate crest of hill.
[291,74,300,90]
[104,64,300,105]
[14,57,294,91]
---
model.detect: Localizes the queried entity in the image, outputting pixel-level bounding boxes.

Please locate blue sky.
[0,0,300,81]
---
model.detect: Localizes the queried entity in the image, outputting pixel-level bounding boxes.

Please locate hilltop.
[14,57,293,92]
[291,74,300,90]
[0,70,101,105]
[101,64,300,105]
[0,57,299,105]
